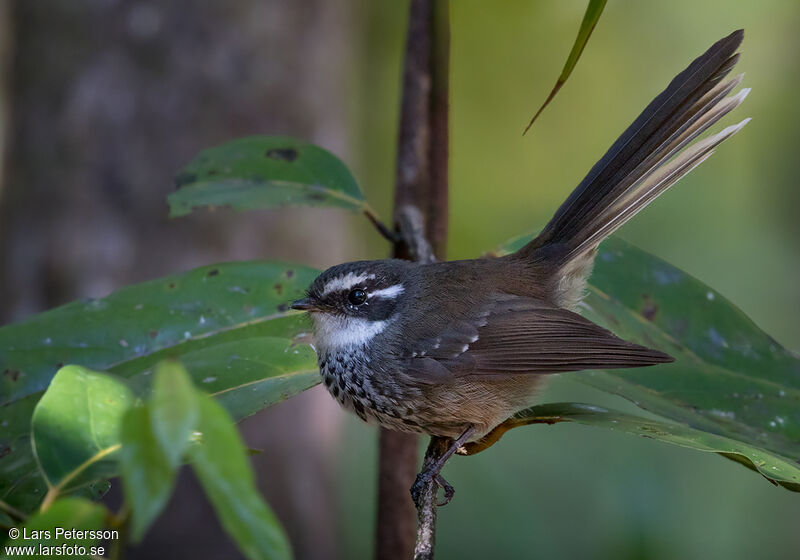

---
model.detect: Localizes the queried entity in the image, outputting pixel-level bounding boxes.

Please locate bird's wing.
[400,295,672,383]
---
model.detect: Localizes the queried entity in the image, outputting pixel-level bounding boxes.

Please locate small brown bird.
[292,30,748,492]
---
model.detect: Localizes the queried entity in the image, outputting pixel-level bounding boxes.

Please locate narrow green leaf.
[497,234,800,487]
[150,361,198,468]
[1,498,106,560]
[477,403,800,491]
[188,394,291,560]
[31,366,134,492]
[168,136,365,218]
[523,0,607,134]
[119,406,175,542]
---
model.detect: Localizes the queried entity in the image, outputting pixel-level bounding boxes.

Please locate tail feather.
[572,102,750,257]
[517,29,747,264]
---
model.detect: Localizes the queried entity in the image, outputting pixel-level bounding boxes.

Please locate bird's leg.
[411,426,476,508]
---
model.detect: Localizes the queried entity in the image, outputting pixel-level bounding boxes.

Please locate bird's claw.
[410,470,456,508]
[435,474,455,506]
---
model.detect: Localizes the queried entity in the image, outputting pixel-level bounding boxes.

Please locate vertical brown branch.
[427,0,449,258]
[376,0,449,559]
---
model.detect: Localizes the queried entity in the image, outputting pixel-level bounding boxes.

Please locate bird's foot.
[410,468,456,508]
[410,428,475,509]
[435,474,455,506]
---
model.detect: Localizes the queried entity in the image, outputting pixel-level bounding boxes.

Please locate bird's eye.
[348,289,367,305]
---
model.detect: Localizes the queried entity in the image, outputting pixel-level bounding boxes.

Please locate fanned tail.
[516,30,749,269]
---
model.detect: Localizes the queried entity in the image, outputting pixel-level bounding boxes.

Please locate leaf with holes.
[496,235,800,487]
[465,402,800,491]
[0,261,320,513]
[169,136,368,217]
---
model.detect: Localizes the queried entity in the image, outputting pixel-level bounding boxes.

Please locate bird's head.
[291,259,414,350]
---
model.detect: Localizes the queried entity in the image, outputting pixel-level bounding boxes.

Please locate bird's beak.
[290,298,318,312]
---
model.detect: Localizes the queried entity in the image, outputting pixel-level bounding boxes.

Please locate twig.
[363,204,399,244]
[413,437,450,560]
[0,498,26,523]
[396,205,435,264]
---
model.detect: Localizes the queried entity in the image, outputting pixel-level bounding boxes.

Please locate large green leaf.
[0,261,320,513]
[188,394,291,560]
[0,261,316,406]
[125,337,319,422]
[168,136,366,218]
[31,366,134,494]
[465,403,800,491]
[498,235,800,480]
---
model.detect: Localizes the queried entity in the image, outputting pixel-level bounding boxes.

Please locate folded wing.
[401,295,672,383]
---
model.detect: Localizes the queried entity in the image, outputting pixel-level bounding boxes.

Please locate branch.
[413,437,450,560]
[363,204,399,244]
[396,205,435,264]
[0,498,26,524]
[376,0,450,559]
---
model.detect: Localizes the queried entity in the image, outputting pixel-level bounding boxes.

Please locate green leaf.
[0,395,48,516]
[150,361,198,468]
[523,0,607,134]
[471,403,800,491]
[120,361,199,541]
[1,498,107,560]
[188,394,291,560]
[119,405,175,542]
[31,366,134,494]
[497,235,800,486]
[1,261,320,513]
[127,337,319,421]
[168,136,366,218]
[1,261,316,407]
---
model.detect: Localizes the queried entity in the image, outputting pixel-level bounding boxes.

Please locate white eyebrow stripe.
[320,273,375,296]
[369,284,405,299]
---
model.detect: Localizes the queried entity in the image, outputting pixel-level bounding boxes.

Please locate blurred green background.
[338,1,800,558]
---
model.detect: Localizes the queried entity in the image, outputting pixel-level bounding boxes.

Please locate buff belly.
[318,350,543,440]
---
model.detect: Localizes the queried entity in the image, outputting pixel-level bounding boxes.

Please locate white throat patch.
[311,313,388,350]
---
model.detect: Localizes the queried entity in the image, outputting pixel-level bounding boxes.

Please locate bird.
[291,29,749,498]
